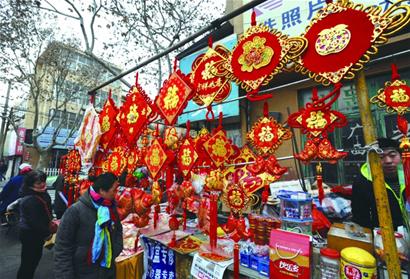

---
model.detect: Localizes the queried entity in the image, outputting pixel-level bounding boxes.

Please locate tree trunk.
[37,149,52,170]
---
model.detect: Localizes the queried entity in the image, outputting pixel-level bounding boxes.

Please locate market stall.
[57,0,410,278]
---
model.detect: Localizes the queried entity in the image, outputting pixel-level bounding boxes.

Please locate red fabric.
[155,70,193,125]
[231,31,282,82]
[302,8,374,73]
[99,95,119,151]
[312,205,331,232]
[189,46,231,106]
[117,84,154,145]
[397,115,408,135]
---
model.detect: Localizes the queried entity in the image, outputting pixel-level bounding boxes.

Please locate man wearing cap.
[0,163,32,222]
[352,138,406,229]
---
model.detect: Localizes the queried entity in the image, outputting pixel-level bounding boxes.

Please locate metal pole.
[87,0,267,94]
[355,70,401,278]
[0,81,11,159]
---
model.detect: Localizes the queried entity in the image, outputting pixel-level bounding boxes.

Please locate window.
[50,110,82,130]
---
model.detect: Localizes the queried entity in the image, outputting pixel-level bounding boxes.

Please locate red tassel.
[397,115,408,135]
[89,94,95,105]
[173,58,177,72]
[186,121,191,138]
[263,102,269,117]
[403,151,410,202]
[154,204,160,229]
[251,9,256,26]
[262,184,269,204]
[208,35,213,48]
[166,167,173,190]
[206,105,214,121]
[209,193,218,250]
[317,163,324,204]
[391,64,401,81]
[135,72,139,85]
[234,242,240,279]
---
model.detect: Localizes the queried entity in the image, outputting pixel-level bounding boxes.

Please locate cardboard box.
[327,223,373,254]
[269,229,312,279]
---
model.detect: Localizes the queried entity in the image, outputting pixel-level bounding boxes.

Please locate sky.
[0,0,225,110]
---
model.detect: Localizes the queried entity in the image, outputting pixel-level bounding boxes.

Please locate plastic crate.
[278,190,313,221]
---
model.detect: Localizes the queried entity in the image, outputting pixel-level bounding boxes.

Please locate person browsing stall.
[17,170,55,279]
[54,172,123,279]
[352,138,406,230]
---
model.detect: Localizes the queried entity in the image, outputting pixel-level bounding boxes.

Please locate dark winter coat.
[352,163,406,230]
[53,175,67,219]
[54,190,123,279]
[0,175,24,214]
[18,188,52,238]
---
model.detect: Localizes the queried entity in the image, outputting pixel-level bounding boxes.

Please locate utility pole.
[0,80,11,159]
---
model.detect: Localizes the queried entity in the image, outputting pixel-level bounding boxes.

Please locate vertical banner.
[141,236,176,279]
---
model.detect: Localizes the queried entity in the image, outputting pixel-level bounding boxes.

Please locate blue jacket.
[0,175,24,213]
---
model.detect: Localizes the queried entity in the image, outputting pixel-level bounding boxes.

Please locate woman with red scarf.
[54,172,123,279]
[17,170,53,279]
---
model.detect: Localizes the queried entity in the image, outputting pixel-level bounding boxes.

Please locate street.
[0,224,54,278]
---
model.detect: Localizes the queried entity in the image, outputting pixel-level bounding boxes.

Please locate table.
[116,252,144,279]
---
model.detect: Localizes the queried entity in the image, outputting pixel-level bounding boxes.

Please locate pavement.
[0,225,54,279]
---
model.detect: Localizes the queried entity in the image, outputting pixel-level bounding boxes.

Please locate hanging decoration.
[316,163,324,204]
[155,60,193,125]
[293,1,410,85]
[144,138,168,180]
[397,116,410,203]
[371,64,410,115]
[99,90,119,152]
[193,127,214,172]
[62,149,82,207]
[189,38,232,107]
[288,83,348,163]
[178,121,198,178]
[247,102,292,156]
[102,148,127,177]
[213,10,307,100]
[126,148,140,174]
[74,105,102,165]
[117,74,155,145]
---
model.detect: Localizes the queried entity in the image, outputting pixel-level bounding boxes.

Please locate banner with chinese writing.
[141,236,176,279]
[243,0,402,36]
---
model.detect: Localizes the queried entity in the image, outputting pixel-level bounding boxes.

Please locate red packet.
[270,229,312,278]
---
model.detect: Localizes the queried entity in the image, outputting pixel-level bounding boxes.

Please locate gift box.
[269,229,312,279]
[240,252,250,268]
[258,256,270,276]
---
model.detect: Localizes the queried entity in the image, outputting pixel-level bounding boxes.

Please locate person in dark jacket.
[17,170,53,279]
[352,138,406,230]
[53,174,67,219]
[54,172,123,279]
[0,163,32,223]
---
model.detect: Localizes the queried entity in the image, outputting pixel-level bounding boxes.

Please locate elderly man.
[352,138,406,229]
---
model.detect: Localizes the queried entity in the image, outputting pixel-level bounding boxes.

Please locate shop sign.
[141,236,176,279]
[243,0,408,36]
[15,127,26,155]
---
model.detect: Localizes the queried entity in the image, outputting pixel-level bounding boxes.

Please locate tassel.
[234,242,240,279]
[183,202,187,231]
[166,167,173,190]
[209,192,218,250]
[316,163,324,204]
[251,9,256,26]
[391,64,401,81]
[208,35,213,48]
[398,116,410,202]
[154,204,160,229]
[261,182,269,204]
[206,105,214,121]
[135,72,139,85]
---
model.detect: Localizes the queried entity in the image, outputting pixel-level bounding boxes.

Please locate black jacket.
[53,175,67,218]
[18,189,52,238]
[352,163,405,230]
[54,190,123,279]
